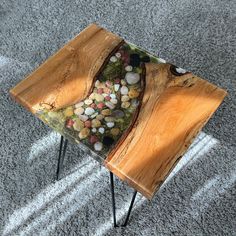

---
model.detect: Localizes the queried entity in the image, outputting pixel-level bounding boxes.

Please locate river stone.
[73,119,84,131]
[128,88,139,98]
[95,80,101,88]
[90,112,98,119]
[112,110,124,118]
[97,102,105,109]
[84,120,91,128]
[105,101,115,110]
[74,107,84,116]
[94,142,103,151]
[121,95,130,102]
[105,116,115,122]
[125,65,133,72]
[120,86,129,95]
[106,122,115,128]
[88,135,97,144]
[110,98,118,104]
[92,119,101,128]
[85,107,95,116]
[95,93,104,102]
[121,102,130,109]
[110,56,117,62]
[96,114,104,120]
[92,128,97,133]
[84,99,93,105]
[110,128,120,136]
[102,136,114,146]
[98,127,105,134]
[131,99,140,107]
[79,127,90,139]
[125,72,140,85]
[101,109,111,116]
[114,84,120,92]
[121,79,127,86]
[103,87,111,94]
[115,52,121,58]
[78,114,88,122]
[89,93,96,100]
[110,93,116,99]
[75,101,84,108]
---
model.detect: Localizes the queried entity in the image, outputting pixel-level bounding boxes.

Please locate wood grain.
[105,63,227,199]
[10,23,123,113]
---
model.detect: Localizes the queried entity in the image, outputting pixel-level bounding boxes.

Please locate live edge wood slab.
[10,23,227,199]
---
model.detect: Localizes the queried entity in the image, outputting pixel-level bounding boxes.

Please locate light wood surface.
[10,23,123,113]
[105,63,227,199]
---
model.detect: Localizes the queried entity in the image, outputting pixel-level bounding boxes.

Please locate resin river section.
[38,43,158,158]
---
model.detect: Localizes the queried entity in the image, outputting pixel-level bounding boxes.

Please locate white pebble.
[106,122,115,128]
[85,107,95,116]
[98,127,105,134]
[110,98,118,104]
[110,94,116,99]
[84,99,93,105]
[75,102,84,108]
[125,65,133,72]
[114,84,120,92]
[95,80,100,87]
[115,52,121,58]
[121,86,129,95]
[94,142,103,151]
[110,56,117,62]
[79,114,88,122]
[74,107,84,115]
[105,101,115,110]
[92,128,97,133]
[125,72,140,85]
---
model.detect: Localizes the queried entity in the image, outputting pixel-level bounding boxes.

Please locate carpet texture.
[0,0,236,235]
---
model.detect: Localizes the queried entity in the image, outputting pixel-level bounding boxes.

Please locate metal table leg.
[122,190,137,226]
[56,135,68,181]
[110,172,118,227]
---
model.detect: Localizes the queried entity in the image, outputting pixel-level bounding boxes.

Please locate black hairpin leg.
[56,135,68,181]
[110,172,118,227]
[122,190,137,227]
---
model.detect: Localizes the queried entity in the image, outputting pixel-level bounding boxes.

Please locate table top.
[10,23,227,199]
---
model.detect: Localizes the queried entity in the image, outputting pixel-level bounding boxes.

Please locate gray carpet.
[0,0,236,235]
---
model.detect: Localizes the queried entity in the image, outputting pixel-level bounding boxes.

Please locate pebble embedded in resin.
[125,65,133,72]
[79,128,90,139]
[106,122,115,128]
[125,72,140,85]
[85,107,95,116]
[121,86,129,95]
[74,107,84,115]
[94,142,103,151]
[110,56,117,62]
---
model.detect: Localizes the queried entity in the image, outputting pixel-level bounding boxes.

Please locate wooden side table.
[10,23,227,227]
